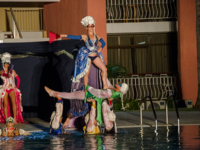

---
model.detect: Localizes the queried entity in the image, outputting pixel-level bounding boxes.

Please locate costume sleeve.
[67,35,82,40]
[99,38,106,49]
[15,75,20,88]
[14,129,19,136]
[87,86,112,98]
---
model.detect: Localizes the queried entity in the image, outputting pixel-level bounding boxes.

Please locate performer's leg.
[44,86,85,100]
[3,92,9,120]
[102,101,113,131]
[63,110,72,127]
[92,57,109,89]
[9,90,17,124]
[87,102,96,132]
[84,61,91,89]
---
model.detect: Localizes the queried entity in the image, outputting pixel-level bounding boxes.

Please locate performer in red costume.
[0,53,24,124]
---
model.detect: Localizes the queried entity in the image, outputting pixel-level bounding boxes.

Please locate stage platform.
[1,110,200,132]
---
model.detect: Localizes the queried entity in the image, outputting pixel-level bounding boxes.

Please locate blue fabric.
[50,123,63,135]
[67,35,82,40]
[72,46,105,82]
[99,38,106,49]
[72,36,105,82]
[70,102,89,116]
[57,99,63,103]
[72,46,89,82]
[88,56,98,61]
[70,36,106,116]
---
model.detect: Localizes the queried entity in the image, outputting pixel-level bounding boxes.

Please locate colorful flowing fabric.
[72,36,105,83]
[69,64,103,117]
[70,35,105,117]
[85,101,116,133]
[0,70,24,123]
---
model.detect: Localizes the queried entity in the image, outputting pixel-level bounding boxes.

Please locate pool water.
[0,125,200,150]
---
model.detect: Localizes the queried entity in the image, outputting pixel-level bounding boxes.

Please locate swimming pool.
[0,125,199,150]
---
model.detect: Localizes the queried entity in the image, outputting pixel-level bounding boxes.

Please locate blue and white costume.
[50,100,65,135]
[67,35,106,83]
[66,16,107,119]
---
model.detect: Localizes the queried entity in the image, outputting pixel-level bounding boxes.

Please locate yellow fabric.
[92,102,96,108]
[87,126,100,134]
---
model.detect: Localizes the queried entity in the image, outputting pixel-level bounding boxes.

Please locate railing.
[109,74,177,101]
[6,8,44,32]
[109,74,180,132]
[10,7,23,39]
[106,0,177,23]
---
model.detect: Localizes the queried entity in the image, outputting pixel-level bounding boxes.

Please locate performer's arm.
[13,70,20,88]
[99,38,106,49]
[87,97,96,103]
[60,34,87,41]
[60,34,81,39]
[14,129,19,136]
[97,35,106,52]
[66,35,82,40]
[0,70,3,76]
[2,130,5,136]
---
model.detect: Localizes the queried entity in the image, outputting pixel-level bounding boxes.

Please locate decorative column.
[177,0,198,105]
[43,0,107,64]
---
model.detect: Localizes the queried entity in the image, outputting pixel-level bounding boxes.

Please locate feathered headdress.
[120,83,129,95]
[81,16,95,27]
[1,52,11,64]
[6,116,14,123]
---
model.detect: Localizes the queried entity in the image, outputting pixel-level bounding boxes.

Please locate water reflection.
[180,126,200,150]
[0,137,23,150]
[50,137,64,150]
[0,126,199,149]
[139,127,144,150]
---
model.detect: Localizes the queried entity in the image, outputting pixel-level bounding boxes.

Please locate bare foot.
[14,118,17,124]
[44,86,54,97]
[44,86,60,99]
[103,86,112,90]
[63,118,70,127]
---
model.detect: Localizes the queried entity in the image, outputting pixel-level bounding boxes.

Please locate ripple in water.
[0,126,199,150]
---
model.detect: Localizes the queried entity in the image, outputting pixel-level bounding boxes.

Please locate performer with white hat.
[0,52,24,124]
[60,16,109,90]
[44,83,129,133]
[60,16,113,127]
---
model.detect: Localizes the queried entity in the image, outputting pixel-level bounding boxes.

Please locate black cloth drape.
[0,39,84,121]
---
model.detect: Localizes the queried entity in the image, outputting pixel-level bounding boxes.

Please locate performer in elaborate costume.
[60,16,109,89]
[60,16,112,127]
[49,98,67,135]
[0,53,24,124]
[44,83,128,133]
[83,98,117,134]
[0,117,31,137]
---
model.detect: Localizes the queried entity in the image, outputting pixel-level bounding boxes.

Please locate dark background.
[0,39,82,121]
